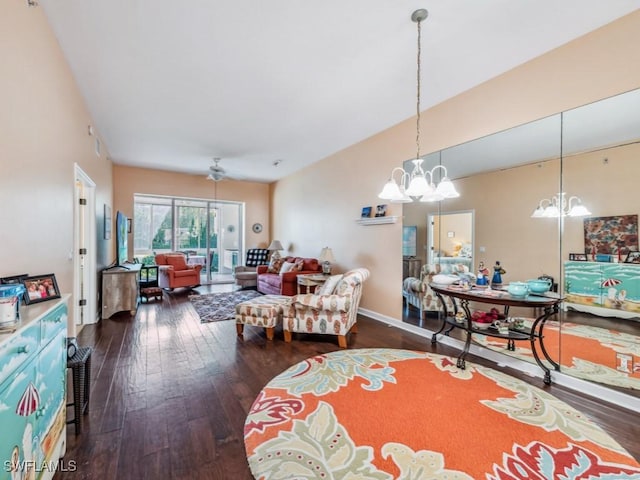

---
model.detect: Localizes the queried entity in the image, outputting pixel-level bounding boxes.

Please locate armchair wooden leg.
[236,324,244,336]
[350,324,358,334]
[338,335,347,348]
[265,327,274,341]
[284,331,292,343]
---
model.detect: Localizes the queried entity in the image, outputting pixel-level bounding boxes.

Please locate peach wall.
[271,11,640,321]
[563,143,640,257]
[0,2,113,326]
[113,165,271,255]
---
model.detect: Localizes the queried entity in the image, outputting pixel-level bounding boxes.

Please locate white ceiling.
[40,1,640,183]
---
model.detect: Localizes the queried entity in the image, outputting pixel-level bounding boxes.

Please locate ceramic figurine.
[476,261,490,285]
[492,261,506,286]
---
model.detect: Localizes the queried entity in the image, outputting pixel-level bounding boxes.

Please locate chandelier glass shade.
[530,192,591,218]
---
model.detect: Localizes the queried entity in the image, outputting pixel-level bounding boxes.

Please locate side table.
[140,265,162,303]
[297,273,328,294]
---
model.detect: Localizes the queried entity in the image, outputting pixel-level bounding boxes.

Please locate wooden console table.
[101,264,142,319]
[430,284,562,384]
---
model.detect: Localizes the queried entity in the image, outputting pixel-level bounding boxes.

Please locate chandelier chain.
[416,17,422,161]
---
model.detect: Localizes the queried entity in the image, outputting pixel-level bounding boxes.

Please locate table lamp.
[268,240,284,261]
[319,247,335,274]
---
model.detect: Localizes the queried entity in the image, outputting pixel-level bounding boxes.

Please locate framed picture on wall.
[361,206,372,218]
[569,253,588,261]
[104,204,112,240]
[375,204,387,217]
[583,214,638,255]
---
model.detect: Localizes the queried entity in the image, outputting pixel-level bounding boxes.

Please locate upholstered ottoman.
[235,295,291,340]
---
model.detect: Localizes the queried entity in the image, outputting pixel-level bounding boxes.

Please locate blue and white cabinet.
[564,261,640,319]
[0,296,68,480]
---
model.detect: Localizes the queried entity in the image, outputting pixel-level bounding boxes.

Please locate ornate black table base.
[430,284,562,385]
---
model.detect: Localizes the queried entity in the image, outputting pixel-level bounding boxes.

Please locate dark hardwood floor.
[56,286,639,479]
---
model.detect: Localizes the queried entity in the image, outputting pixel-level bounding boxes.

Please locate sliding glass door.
[133,194,243,284]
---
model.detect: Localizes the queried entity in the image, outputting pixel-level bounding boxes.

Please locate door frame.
[73,164,97,330]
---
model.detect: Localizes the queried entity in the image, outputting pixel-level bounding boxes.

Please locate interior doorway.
[428,210,474,271]
[73,164,97,331]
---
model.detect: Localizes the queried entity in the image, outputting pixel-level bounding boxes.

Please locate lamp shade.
[319,247,335,264]
[568,204,591,217]
[267,240,283,251]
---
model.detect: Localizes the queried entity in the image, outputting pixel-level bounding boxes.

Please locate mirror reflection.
[402,88,640,397]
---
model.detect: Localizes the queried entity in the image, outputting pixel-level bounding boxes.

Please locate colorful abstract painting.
[584,214,638,255]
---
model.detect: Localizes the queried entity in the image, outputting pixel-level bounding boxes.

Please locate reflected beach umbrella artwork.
[601,278,622,288]
[16,382,40,416]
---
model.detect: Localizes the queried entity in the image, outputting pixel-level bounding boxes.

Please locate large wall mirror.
[402,87,640,398]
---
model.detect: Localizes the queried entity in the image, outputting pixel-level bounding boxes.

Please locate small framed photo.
[375,204,387,217]
[0,274,29,285]
[361,206,372,218]
[569,253,588,261]
[21,274,61,305]
[624,250,640,264]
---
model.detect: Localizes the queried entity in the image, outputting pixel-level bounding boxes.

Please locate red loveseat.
[257,256,322,296]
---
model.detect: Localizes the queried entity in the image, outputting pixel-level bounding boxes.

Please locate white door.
[73,164,97,330]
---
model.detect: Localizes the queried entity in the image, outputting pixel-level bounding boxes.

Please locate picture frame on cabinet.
[0,273,29,284]
[569,253,587,261]
[21,274,61,305]
[624,250,640,264]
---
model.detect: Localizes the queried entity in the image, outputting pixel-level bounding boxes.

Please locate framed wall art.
[583,214,638,255]
[104,204,112,240]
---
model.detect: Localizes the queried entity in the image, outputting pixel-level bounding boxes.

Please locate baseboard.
[358,307,640,413]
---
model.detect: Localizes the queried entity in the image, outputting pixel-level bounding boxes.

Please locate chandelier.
[530,192,591,218]
[378,9,459,203]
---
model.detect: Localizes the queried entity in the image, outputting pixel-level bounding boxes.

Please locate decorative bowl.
[527,279,552,294]
[472,321,491,330]
[432,274,459,286]
[507,282,529,297]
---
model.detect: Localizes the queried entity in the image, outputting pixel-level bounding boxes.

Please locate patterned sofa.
[282,268,370,348]
[403,262,472,320]
[256,256,322,296]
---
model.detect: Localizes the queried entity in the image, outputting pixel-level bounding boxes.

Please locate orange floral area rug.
[243,349,640,479]
[473,321,640,391]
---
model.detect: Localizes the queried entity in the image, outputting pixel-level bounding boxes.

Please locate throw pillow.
[318,274,343,295]
[267,257,284,274]
[279,261,296,275]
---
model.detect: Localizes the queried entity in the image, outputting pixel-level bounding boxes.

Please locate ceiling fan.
[207,157,226,182]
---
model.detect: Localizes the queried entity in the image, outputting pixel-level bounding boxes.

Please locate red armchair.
[155,252,202,290]
[257,256,322,296]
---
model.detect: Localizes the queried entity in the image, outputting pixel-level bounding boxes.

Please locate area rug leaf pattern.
[244,348,640,479]
[189,290,262,323]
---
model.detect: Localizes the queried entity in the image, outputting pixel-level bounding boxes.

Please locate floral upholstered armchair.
[403,263,472,321]
[282,268,369,348]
